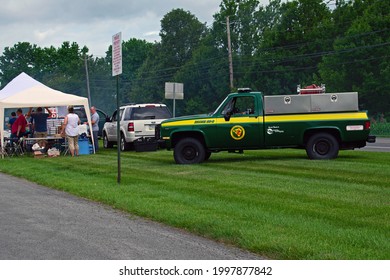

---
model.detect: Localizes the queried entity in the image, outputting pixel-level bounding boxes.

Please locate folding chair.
[8,137,24,157]
[1,138,12,157]
[61,137,69,156]
[0,144,9,157]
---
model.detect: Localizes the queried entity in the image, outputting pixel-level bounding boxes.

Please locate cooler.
[78,138,90,155]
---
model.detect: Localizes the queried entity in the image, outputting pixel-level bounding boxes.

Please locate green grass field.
[0,146,389,260]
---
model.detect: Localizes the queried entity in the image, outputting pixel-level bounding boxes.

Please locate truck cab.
[211,91,265,150]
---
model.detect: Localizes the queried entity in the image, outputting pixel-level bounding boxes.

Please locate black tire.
[120,133,131,151]
[174,138,206,164]
[306,133,339,160]
[103,132,113,148]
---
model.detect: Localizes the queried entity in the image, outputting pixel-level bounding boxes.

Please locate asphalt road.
[0,173,261,260]
[359,137,390,152]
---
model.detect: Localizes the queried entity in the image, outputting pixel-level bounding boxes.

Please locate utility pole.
[226,16,234,90]
[84,55,92,106]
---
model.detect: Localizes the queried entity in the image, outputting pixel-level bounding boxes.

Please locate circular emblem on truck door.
[230,125,245,140]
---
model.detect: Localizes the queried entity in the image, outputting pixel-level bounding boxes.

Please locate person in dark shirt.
[7,112,17,129]
[27,107,52,148]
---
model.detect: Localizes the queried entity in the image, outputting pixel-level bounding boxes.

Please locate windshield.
[212,96,230,115]
[131,107,172,120]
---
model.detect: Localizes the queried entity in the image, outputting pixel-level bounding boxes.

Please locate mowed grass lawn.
[0,146,389,260]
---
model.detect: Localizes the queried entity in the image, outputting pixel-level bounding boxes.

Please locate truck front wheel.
[174,138,206,164]
[306,133,339,160]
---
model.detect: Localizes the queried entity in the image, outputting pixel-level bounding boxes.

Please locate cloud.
[0,0,223,56]
[0,0,272,56]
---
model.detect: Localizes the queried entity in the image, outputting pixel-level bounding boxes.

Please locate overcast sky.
[0,0,272,57]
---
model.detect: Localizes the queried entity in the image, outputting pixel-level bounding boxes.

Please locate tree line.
[0,0,389,120]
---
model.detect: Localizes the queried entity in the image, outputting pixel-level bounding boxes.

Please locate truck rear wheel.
[306,133,339,159]
[174,138,206,164]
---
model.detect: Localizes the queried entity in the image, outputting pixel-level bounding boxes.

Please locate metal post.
[116,75,121,184]
[173,83,176,118]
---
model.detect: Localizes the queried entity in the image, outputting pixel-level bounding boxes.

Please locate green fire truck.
[157,88,376,164]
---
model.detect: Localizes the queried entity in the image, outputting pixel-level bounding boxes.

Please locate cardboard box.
[34,151,46,158]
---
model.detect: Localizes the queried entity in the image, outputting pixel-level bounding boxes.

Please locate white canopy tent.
[0,72,94,157]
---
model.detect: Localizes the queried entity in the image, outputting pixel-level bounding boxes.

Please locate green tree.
[319,0,390,114]
[86,56,116,113]
[0,41,88,99]
[213,0,263,56]
[160,8,207,66]
[0,42,42,87]
[174,34,230,115]
[105,38,154,105]
[131,9,207,113]
[250,0,332,95]
[41,42,87,97]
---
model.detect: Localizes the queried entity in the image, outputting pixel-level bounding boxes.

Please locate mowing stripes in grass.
[0,148,388,259]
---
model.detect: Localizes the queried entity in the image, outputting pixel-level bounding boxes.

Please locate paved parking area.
[0,173,261,260]
[360,137,390,152]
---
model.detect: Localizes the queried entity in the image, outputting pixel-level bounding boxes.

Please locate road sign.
[165,82,184,99]
[165,82,184,117]
[112,32,122,76]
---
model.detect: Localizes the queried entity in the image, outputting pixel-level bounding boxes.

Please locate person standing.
[61,106,80,157]
[27,107,52,148]
[11,108,27,140]
[90,106,99,152]
[7,112,17,129]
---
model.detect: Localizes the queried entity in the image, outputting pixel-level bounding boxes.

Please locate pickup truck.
[157,88,376,164]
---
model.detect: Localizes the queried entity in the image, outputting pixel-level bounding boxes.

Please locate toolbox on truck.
[264,92,359,115]
[310,92,358,112]
[264,95,312,114]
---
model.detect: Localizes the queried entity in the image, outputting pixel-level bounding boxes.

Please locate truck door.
[215,95,264,149]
